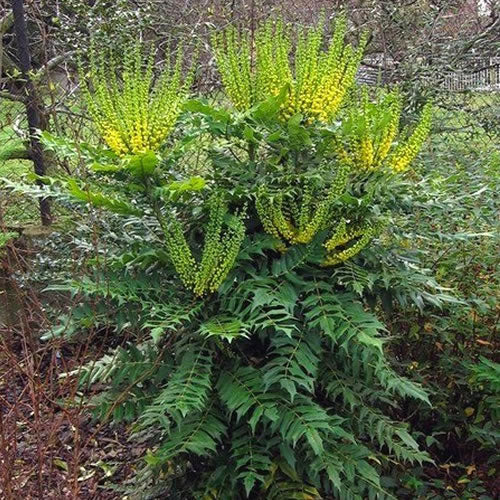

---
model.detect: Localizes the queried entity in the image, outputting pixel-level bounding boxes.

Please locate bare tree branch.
[34,49,78,79]
[0,89,26,102]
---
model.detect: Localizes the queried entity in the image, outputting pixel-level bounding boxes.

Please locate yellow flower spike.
[256,164,350,249]
[388,102,432,172]
[322,223,377,267]
[377,123,397,166]
[360,137,374,169]
[103,129,127,155]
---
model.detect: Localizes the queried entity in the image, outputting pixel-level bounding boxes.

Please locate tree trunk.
[11,0,51,226]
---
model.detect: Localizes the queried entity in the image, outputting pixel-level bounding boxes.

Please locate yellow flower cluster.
[334,89,401,171]
[255,163,351,250]
[292,17,367,122]
[83,43,193,156]
[255,169,379,265]
[212,14,366,123]
[254,19,293,104]
[334,89,432,173]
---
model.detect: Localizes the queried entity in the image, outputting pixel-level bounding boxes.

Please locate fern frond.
[75,348,122,387]
[66,178,143,215]
[303,284,385,351]
[372,357,430,405]
[310,442,398,500]
[265,480,321,500]
[323,364,430,464]
[200,315,250,344]
[271,243,312,276]
[231,277,299,337]
[75,343,161,387]
[73,343,171,423]
[469,357,500,392]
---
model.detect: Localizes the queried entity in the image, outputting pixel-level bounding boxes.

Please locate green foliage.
[383,123,500,498]
[263,328,322,400]
[140,340,214,426]
[1,3,496,497]
[66,178,143,215]
[78,343,172,423]
[146,405,227,465]
[61,263,434,498]
[0,230,18,249]
[0,108,38,226]
[469,357,500,393]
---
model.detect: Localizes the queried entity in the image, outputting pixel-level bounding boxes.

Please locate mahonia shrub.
[30,15,437,500]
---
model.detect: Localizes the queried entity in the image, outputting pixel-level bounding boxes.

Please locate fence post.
[11,0,51,226]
